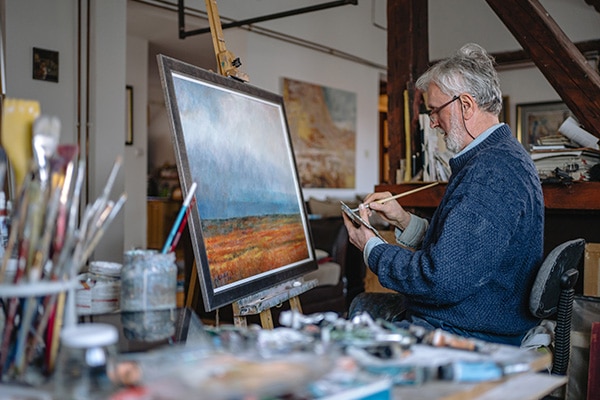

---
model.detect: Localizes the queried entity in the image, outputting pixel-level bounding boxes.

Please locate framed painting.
[283,77,356,188]
[125,85,133,145]
[516,101,572,148]
[157,55,317,311]
[32,47,59,83]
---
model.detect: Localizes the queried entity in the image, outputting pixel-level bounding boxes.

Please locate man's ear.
[459,93,476,119]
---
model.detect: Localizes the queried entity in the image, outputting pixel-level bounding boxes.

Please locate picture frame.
[125,85,133,145]
[32,47,59,82]
[515,100,572,147]
[157,55,317,312]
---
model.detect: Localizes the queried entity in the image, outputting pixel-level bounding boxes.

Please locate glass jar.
[120,249,177,312]
[53,323,118,400]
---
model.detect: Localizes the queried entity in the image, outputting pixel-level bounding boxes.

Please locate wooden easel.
[185,0,312,329]
[186,261,316,329]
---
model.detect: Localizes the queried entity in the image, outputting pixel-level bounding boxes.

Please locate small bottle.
[53,323,119,400]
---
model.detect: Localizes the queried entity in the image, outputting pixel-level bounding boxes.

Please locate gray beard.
[444,113,466,154]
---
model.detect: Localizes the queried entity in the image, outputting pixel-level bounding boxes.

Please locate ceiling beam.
[178,0,358,39]
[585,0,600,13]
[486,0,600,139]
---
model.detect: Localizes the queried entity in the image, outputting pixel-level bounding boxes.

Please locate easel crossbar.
[235,279,317,316]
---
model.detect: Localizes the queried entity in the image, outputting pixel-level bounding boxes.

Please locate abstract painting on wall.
[283,77,356,188]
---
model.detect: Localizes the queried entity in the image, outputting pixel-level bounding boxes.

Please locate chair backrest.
[530,238,585,319]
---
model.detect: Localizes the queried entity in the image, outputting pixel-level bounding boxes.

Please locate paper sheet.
[559,116,599,149]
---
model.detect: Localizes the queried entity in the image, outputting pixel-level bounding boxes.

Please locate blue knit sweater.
[368,124,544,338]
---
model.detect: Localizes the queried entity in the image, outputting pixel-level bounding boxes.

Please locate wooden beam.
[386,0,428,183]
[432,39,600,69]
[486,0,600,139]
[585,0,600,13]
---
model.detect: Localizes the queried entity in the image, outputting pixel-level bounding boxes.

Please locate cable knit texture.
[369,124,544,337]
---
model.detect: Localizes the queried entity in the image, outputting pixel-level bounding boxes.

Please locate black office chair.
[348,292,406,321]
[529,238,585,375]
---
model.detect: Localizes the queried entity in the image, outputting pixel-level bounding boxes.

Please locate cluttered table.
[1,307,565,400]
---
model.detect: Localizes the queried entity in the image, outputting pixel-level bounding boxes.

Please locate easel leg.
[232,302,247,328]
[289,296,303,314]
[185,261,198,308]
[259,310,274,329]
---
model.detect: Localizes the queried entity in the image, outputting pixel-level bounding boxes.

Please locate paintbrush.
[162,182,197,253]
[77,192,127,269]
[351,182,440,212]
[12,116,61,376]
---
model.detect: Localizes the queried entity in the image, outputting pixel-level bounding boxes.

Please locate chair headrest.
[530,238,585,318]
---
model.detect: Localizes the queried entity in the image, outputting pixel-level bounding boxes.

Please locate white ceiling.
[127,0,216,69]
[126,0,376,72]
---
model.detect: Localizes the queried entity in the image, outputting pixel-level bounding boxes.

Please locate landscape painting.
[283,77,356,188]
[158,55,317,311]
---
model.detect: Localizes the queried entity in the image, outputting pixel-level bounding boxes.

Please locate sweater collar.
[449,123,513,172]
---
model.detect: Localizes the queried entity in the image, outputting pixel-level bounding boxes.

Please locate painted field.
[203,214,310,288]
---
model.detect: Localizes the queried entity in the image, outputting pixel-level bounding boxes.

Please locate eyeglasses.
[425,95,459,123]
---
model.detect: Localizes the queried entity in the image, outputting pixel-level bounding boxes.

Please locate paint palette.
[340,201,388,243]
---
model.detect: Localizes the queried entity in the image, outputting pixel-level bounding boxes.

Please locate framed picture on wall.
[32,47,59,82]
[515,101,572,148]
[125,85,133,145]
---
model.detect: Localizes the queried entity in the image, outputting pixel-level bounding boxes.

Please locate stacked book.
[530,143,600,182]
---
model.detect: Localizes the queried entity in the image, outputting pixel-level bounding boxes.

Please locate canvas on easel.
[157,55,318,315]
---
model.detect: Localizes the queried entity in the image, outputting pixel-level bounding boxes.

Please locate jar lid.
[60,323,119,348]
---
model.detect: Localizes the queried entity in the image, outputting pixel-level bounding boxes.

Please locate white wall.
[4,0,127,263]
[83,1,127,263]
[125,35,148,250]
[5,0,77,144]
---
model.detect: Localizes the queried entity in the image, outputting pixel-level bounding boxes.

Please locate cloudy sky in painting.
[172,74,302,220]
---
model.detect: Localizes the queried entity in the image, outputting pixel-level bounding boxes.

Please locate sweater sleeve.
[395,213,429,249]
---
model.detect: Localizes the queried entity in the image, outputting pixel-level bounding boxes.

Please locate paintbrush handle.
[162,183,197,254]
[375,182,440,204]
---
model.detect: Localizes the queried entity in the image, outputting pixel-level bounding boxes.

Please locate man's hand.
[342,203,375,251]
[362,191,411,230]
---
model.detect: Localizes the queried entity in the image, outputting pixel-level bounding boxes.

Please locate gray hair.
[415,43,502,115]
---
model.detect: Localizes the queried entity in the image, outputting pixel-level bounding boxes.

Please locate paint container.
[120,250,176,312]
[53,323,118,400]
[438,360,503,382]
[75,273,120,315]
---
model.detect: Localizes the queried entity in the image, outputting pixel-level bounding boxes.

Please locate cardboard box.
[584,243,600,297]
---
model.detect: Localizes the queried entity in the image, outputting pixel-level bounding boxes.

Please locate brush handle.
[162,183,196,254]
[375,182,440,204]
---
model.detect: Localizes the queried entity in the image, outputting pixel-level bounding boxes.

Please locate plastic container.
[120,249,177,312]
[76,272,121,315]
[53,323,119,400]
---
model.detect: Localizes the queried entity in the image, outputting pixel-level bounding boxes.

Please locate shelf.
[375,181,600,211]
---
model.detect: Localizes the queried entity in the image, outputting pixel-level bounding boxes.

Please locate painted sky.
[172,74,302,220]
